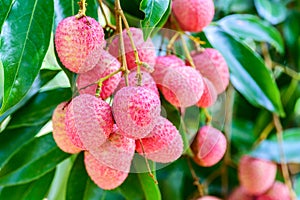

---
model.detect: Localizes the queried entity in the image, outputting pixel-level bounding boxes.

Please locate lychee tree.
[0,0,300,200]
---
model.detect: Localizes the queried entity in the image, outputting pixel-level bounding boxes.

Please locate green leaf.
[219,14,284,53]
[0,0,54,115]
[251,128,300,163]
[0,170,55,200]
[204,26,284,116]
[295,175,300,198]
[254,0,287,24]
[118,173,144,200]
[140,0,171,40]
[0,0,13,32]
[0,133,69,186]
[7,88,71,129]
[104,0,145,20]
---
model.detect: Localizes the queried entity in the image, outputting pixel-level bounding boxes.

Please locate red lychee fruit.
[162,66,204,107]
[238,155,277,195]
[172,0,215,32]
[65,94,114,150]
[89,125,135,172]
[55,16,105,73]
[115,70,159,96]
[196,196,221,200]
[112,86,161,139]
[196,77,218,108]
[191,126,227,167]
[192,48,229,94]
[52,102,82,154]
[256,181,291,200]
[108,27,156,72]
[135,116,183,163]
[76,50,121,99]
[84,151,128,190]
[228,186,255,200]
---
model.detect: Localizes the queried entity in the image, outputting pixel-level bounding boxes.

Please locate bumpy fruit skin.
[162,66,204,107]
[228,186,255,200]
[192,126,227,167]
[89,125,135,172]
[65,94,114,150]
[52,102,82,154]
[116,70,159,96]
[108,27,156,71]
[112,86,161,139]
[84,151,128,190]
[196,77,218,108]
[135,116,183,163]
[196,196,221,200]
[77,50,121,99]
[238,155,277,195]
[55,16,105,73]
[256,181,291,200]
[172,0,215,32]
[192,48,229,94]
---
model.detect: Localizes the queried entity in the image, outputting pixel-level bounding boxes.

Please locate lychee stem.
[76,0,87,19]
[180,34,196,69]
[187,157,205,197]
[203,108,212,125]
[253,121,274,148]
[273,62,300,80]
[179,114,194,157]
[167,32,180,55]
[97,0,116,30]
[95,68,123,97]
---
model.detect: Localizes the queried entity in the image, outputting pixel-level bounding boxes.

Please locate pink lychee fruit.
[89,125,135,172]
[112,86,161,139]
[196,77,218,108]
[228,186,255,200]
[76,50,121,99]
[256,181,291,200]
[152,55,185,90]
[191,126,227,167]
[84,151,128,190]
[115,70,159,96]
[196,196,221,200]
[55,16,105,73]
[108,27,156,71]
[162,66,204,107]
[192,48,229,94]
[52,102,82,154]
[65,94,114,150]
[238,155,277,195]
[172,0,215,32]
[135,116,183,163]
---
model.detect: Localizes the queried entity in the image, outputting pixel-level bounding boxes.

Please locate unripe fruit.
[172,0,215,32]
[84,151,128,190]
[228,186,255,200]
[196,196,221,200]
[196,77,218,108]
[52,102,82,154]
[65,94,114,150]
[89,125,135,172]
[192,48,229,94]
[112,86,161,139]
[192,126,227,167]
[238,155,277,195]
[108,27,156,71]
[55,16,105,73]
[116,70,159,96]
[77,50,121,99]
[256,181,291,200]
[162,66,204,107]
[135,116,183,163]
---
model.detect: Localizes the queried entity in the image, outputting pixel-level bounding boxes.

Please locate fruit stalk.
[97,0,116,30]
[95,68,123,97]
[180,34,196,68]
[187,157,205,197]
[76,0,87,19]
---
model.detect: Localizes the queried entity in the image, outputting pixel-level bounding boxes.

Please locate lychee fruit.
[191,126,227,167]
[238,155,277,195]
[76,50,122,99]
[84,151,128,190]
[65,94,114,150]
[52,102,82,154]
[196,196,221,200]
[89,125,135,172]
[192,48,229,94]
[162,66,204,107]
[108,27,156,71]
[135,116,183,163]
[115,70,159,96]
[228,186,255,200]
[55,16,105,73]
[196,77,218,108]
[256,181,291,200]
[172,0,215,32]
